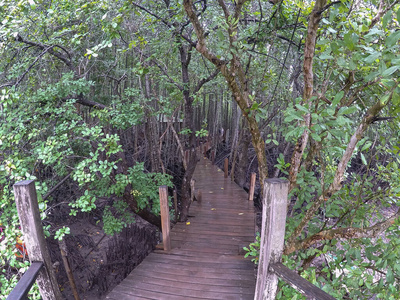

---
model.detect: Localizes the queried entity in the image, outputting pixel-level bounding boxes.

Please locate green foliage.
[195,128,208,138]
[102,200,135,236]
[126,162,173,215]
[243,232,260,265]
[54,226,70,241]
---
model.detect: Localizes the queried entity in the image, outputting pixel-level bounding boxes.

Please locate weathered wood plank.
[120,274,255,294]
[13,180,63,300]
[255,178,288,300]
[159,185,171,251]
[270,263,336,300]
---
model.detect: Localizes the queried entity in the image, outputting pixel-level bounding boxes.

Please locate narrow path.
[106,155,256,300]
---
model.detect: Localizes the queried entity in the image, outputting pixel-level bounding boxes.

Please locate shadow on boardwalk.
[106,156,256,300]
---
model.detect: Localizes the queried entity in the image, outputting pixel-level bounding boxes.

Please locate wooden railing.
[8,181,64,300]
[7,262,44,300]
[255,179,335,300]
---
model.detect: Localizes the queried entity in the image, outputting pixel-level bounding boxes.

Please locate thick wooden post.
[224,158,229,178]
[159,186,171,252]
[13,180,63,300]
[248,172,256,201]
[255,179,289,300]
[211,150,216,165]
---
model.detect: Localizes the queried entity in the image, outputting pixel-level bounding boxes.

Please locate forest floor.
[48,214,158,300]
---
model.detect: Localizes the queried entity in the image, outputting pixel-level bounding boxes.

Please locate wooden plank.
[131,264,255,287]
[120,274,255,294]
[270,263,336,300]
[144,254,253,270]
[117,280,254,300]
[133,261,255,280]
[107,287,197,300]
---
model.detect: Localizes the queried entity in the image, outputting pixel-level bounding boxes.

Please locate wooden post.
[59,240,81,300]
[190,179,195,202]
[173,189,178,222]
[196,190,202,204]
[224,158,229,178]
[248,172,256,201]
[13,180,63,300]
[184,150,189,166]
[211,149,216,165]
[255,179,289,300]
[159,186,171,252]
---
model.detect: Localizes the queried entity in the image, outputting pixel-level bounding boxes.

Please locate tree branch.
[286,209,400,254]
[130,1,171,28]
[370,0,400,28]
[182,0,225,67]
[15,34,73,70]
[288,0,327,192]
[76,95,108,110]
[193,69,220,94]
[285,88,395,254]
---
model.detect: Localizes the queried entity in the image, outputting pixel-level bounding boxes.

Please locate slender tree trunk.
[179,44,199,221]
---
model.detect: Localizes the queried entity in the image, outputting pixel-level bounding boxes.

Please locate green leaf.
[381,65,400,77]
[386,30,400,47]
[295,104,309,113]
[339,106,358,115]
[382,11,392,29]
[360,153,367,165]
[332,91,344,107]
[397,7,400,22]
[320,53,334,60]
[364,52,381,64]
[344,33,355,50]
[387,267,394,284]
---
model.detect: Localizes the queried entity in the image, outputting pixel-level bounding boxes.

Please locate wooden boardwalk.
[106,155,256,300]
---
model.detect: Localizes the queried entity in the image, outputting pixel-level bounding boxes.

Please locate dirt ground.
[47,217,158,299]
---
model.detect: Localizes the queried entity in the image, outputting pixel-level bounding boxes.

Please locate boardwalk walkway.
[106,155,256,300]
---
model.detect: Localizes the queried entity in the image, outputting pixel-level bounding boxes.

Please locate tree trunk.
[178,44,199,221]
[235,129,251,188]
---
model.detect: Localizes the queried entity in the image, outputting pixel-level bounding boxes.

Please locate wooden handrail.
[270,263,336,300]
[13,180,62,299]
[255,179,336,299]
[7,262,44,300]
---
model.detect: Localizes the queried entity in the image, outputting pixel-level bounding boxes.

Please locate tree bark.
[183,0,269,190]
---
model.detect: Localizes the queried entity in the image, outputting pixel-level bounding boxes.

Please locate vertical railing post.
[159,186,171,252]
[255,179,289,300]
[13,180,63,300]
[173,189,178,222]
[248,172,256,201]
[224,158,229,178]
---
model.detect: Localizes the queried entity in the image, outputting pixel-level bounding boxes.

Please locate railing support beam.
[13,180,63,300]
[255,179,288,300]
[159,186,171,252]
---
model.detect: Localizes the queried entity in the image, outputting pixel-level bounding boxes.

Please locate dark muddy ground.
[47,216,158,300]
